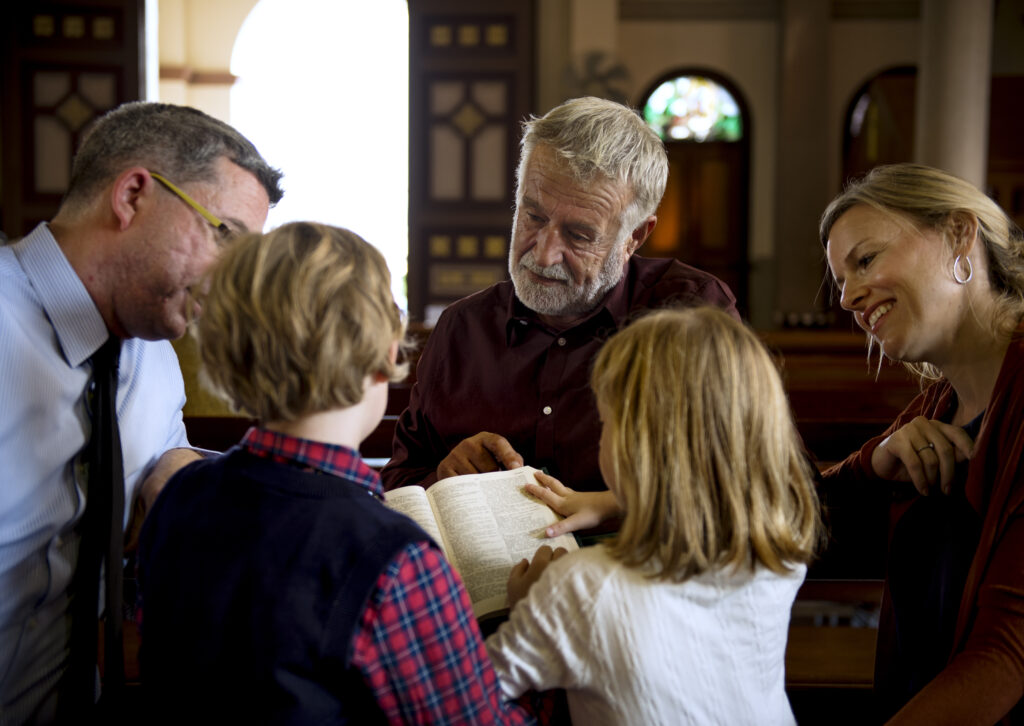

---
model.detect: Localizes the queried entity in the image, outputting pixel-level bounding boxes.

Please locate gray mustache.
[520,252,571,282]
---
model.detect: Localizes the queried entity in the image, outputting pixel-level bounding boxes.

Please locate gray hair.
[517,97,668,238]
[63,101,283,209]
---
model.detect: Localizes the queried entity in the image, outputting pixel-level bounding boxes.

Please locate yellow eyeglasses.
[149,171,231,239]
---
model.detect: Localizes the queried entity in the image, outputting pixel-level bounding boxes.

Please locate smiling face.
[826,204,967,364]
[113,158,270,340]
[509,143,641,328]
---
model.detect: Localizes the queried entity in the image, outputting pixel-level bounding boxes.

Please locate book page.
[383,485,446,555]
[427,467,579,618]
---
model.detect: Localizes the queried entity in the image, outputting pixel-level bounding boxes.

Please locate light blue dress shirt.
[0,224,190,724]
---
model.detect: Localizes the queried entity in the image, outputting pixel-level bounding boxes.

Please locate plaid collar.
[240,426,384,500]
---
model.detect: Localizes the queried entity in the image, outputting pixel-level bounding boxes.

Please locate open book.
[384,466,579,619]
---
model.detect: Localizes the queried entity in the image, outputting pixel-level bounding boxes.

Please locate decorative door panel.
[408,0,534,324]
[1,1,144,238]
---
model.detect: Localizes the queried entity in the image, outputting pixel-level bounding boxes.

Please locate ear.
[626,215,657,256]
[370,340,401,384]
[949,211,980,257]
[109,167,154,232]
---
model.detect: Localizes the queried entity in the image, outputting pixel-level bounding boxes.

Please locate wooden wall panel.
[1,1,145,238]
[407,0,534,323]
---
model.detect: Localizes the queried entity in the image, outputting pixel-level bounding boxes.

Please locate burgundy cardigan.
[824,330,1024,724]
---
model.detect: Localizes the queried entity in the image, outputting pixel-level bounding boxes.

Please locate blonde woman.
[485,307,821,725]
[820,163,1024,724]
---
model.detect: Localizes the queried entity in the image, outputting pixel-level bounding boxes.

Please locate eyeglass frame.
[149,171,231,239]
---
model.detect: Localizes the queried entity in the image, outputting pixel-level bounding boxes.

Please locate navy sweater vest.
[137,448,429,724]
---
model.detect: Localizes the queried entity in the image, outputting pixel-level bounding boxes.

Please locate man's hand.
[871,416,974,495]
[507,545,569,609]
[525,472,623,537]
[124,447,203,553]
[436,432,524,480]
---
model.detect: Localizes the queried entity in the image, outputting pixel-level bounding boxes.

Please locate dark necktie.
[67,335,126,714]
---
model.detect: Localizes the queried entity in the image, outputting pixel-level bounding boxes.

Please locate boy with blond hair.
[137,222,531,724]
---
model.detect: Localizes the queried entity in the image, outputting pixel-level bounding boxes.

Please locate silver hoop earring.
[953,254,973,284]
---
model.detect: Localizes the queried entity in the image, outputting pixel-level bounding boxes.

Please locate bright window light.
[230,0,409,311]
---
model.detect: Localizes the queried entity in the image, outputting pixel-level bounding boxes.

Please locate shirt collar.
[12,223,109,367]
[504,257,633,345]
[240,426,384,499]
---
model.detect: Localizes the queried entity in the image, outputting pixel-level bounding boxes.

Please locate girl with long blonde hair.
[486,307,821,725]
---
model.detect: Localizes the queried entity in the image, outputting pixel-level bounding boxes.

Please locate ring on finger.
[916,442,935,453]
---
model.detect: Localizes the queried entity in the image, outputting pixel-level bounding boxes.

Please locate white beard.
[509,242,628,317]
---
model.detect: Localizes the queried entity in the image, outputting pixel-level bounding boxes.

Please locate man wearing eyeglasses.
[0,102,283,724]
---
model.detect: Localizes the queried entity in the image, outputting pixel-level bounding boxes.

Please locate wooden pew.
[184,327,922,482]
[758,332,916,720]
[759,329,922,466]
[182,383,410,467]
[786,579,884,724]
[181,323,429,464]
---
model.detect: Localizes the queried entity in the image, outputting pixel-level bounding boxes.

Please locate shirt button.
[557,337,567,346]
[542,406,552,415]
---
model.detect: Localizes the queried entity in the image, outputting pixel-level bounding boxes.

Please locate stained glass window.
[643,76,742,142]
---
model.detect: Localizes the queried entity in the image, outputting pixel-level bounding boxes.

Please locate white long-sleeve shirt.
[486,544,805,726]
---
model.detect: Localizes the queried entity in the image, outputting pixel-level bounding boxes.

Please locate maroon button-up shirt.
[382,256,739,491]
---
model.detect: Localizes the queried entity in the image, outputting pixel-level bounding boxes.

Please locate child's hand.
[525,473,623,537]
[507,545,568,609]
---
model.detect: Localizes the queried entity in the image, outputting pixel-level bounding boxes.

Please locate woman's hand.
[507,545,569,609]
[524,472,623,537]
[870,416,975,495]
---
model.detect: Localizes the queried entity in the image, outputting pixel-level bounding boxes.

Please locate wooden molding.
[159,65,238,85]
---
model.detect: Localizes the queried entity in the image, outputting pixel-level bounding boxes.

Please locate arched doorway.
[842,66,917,185]
[638,70,751,316]
[841,65,1024,232]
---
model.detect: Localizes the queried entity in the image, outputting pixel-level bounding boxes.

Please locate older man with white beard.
[382,97,739,498]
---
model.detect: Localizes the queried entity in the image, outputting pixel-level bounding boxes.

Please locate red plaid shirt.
[242,427,533,725]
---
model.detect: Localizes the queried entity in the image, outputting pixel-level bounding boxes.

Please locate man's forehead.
[212,159,271,232]
[520,169,630,226]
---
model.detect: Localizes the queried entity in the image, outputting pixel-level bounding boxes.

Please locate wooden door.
[645,140,749,315]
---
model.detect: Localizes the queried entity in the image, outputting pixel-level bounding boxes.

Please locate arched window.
[642,75,743,143]
[230,0,409,309]
[637,70,750,315]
